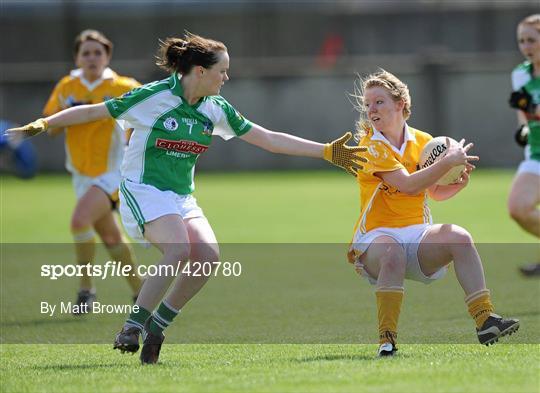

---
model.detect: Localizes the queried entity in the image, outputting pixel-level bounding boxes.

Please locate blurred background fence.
[1,0,538,171]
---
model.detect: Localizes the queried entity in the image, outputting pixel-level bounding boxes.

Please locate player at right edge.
[508,14,540,277]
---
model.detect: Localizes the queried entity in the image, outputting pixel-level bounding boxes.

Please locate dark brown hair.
[73,29,113,56]
[156,32,227,75]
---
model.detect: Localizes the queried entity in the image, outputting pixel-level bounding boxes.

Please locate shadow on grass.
[293,353,410,362]
[1,317,85,327]
[512,310,540,318]
[31,363,135,371]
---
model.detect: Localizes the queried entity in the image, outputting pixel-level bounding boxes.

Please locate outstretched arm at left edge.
[7,103,111,140]
[45,103,111,128]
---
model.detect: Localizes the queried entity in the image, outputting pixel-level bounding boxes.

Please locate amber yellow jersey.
[352,124,434,236]
[43,68,140,177]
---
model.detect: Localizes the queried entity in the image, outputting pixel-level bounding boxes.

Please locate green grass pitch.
[1,170,539,393]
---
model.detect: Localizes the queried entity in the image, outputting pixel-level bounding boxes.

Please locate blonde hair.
[518,14,540,32]
[351,69,411,140]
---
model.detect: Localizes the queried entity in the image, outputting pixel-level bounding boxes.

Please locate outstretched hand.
[324,132,368,177]
[6,118,49,141]
[444,137,479,168]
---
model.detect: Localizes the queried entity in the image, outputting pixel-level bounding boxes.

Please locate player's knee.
[101,233,123,248]
[162,243,191,264]
[508,202,529,225]
[70,213,92,232]
[193,244,220,264]
[449,226,474,245]
[379,245,406,274]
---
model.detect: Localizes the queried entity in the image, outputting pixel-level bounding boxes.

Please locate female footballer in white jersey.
[9,32,367,365]
[348,70,519,356]
[507,14,540,277]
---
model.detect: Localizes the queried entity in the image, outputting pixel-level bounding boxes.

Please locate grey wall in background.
[0,1,536,172]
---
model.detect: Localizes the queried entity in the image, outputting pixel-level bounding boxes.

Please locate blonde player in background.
[348,70,519,356]
[507,14,540,277]
[43,29,143,313]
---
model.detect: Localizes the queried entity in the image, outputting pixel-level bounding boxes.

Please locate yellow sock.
[106,240,142,295]
[375,287,404,345]
[465,289,494,328]
[72,226,96,290]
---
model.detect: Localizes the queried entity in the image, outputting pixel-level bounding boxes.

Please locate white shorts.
[119,179,205,242]
[517,157,540,176]
[350,223,448,285]
[71,171,121,200]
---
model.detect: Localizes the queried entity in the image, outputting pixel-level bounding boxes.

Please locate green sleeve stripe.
[234,120,252,137]
[104,99,119,118]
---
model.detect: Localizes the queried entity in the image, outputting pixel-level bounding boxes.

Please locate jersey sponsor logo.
[155,138,208,154]
[163,117,179,131]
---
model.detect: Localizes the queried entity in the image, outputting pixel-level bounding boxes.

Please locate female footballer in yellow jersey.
[348,70,519,356]
[43,30,143,312]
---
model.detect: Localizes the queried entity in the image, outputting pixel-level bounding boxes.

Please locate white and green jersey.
[105,73,252,194]
[512,61,540,160]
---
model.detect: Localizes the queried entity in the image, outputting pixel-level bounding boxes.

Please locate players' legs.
[418,224,485,296]
[358,236,406,352]
[114,213,191,356]
[137,214,191,312]
[164,216,219,310]
[142,217,220,359]
[70,185,112,292]
[508,171,540,275]
[359,236,407,288]
[508,172,540,237]
[93,212,142,297]
[418,224,519,343]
